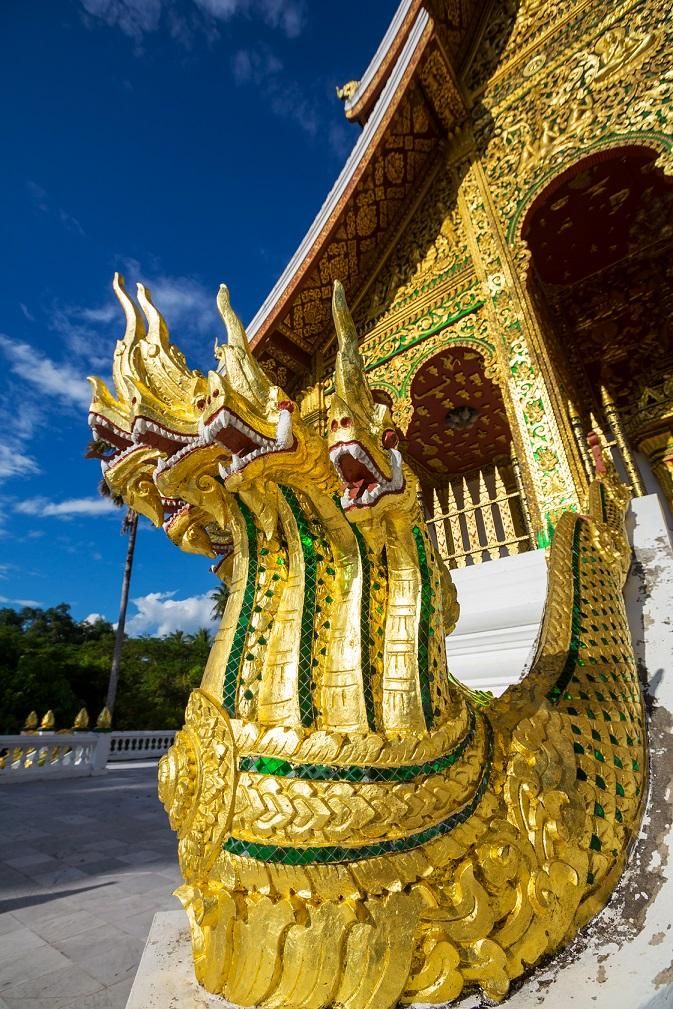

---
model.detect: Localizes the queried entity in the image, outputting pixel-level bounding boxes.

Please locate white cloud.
[80,0,162,42]
[148,274,219,337]
[328,121,355,161]
[77,304,118,324]
[126,590,217,636]
[0,334,91,409]
[15,497,119,519]
[19,303,36,322]
[26,180,86,237]
[84,611,106,624]
[0,398,40,484]
[0,446,40,482]
[79,0,304,43]
[231,44,282,85]
[0,596,42,608]
[26,180,48,212]
[230,45,319,137]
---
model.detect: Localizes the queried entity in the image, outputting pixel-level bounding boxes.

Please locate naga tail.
[496,469,645,917]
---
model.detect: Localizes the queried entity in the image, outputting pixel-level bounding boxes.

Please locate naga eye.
[196,398,206,411]
[340,417,352,428]
[330,420,338,432]
[382,429,398,449]
[212,389,220,398]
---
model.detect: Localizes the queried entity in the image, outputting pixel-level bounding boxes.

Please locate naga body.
[89,275,646,1008]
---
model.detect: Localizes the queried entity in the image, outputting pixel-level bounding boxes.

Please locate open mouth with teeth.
[329,441,404,511]
[202,405,295,480]
[88,411,138,472]
[161,497,187,530]
[132,416,197,455]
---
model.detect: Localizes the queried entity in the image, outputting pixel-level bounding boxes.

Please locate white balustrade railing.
[0,733,106,782]
[108,730,176,761]
[0,728,177,782]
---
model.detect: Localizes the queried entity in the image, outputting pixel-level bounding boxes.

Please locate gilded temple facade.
[249,0,673,570]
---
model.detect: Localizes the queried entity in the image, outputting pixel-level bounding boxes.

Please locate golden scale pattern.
[88,270,646,1008]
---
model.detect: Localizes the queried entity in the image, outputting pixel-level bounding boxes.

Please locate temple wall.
[318,0,673,537]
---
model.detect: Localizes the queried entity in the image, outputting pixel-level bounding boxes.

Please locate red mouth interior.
[90,417,132,454]
[136,425,186,456]
[214,425,258,457]
[162,499,182,517]
[338,452,379,501]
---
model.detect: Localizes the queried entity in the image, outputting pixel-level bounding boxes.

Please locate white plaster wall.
[445,548,548,695]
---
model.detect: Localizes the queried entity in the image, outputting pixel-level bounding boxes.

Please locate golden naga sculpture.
[89,276,645,1007]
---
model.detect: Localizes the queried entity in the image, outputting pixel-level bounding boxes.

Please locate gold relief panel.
[456,159,583,524]
[353,158,471,335]
[478,0,673,240]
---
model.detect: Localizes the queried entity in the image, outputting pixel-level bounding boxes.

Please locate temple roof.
[249,0,487,392]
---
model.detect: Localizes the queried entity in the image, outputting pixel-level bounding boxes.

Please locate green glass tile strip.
[280,486,316,727]
[239,707,476,783]
[412,525,434,730]
[225,719,493,864]
[546,518,582,705]
[353,525,377,732]
[222,500,258,716]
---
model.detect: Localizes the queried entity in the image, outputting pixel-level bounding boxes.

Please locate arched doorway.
[523,146,673,515]
[392,346,533,567]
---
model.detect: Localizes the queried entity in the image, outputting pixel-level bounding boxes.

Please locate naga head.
[199,286,334,498]
[87,274,167,525]
[328,282,417,529]
[88,276,229,558]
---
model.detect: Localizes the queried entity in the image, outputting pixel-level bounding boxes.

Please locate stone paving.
[0,763,180,1009]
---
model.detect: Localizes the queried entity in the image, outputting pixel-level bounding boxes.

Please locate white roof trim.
[248,7,430,343]
[344,0,415,116]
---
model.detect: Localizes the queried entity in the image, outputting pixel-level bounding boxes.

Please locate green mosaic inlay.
[225,720,493,865]
[412,525,434,731]
[222,500,258,716]
[353,525,377,731]
[239,708,477,783]
[281,486,317,727]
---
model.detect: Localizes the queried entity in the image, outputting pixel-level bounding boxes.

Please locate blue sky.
[0,0,393,634]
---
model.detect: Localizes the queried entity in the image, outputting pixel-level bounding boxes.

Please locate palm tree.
[190,627,212,649]
[88,447,139,720]
[211,584,229,620]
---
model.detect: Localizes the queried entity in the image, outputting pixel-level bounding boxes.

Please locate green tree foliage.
[0,605,211,733]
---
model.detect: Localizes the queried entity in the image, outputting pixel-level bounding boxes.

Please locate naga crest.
[89,276,646,1008]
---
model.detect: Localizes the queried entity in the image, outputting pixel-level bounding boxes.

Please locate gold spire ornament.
[89,277,646,1008]
[96,706,112,730]
[39,710,55,731]
[23,711,38,732]
[73,707,90,731]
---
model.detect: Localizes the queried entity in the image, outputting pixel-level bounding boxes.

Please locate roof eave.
[248,7,432,352]
[343,0,424,124]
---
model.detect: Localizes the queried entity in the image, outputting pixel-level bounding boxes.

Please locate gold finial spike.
[73,707,90,731]
[216,284,248,350]
[23,710,38,731]
[113,272,146,343]
[96,705,112,730]
[216,284,272,399]
[332,280,373,408]
[40,710,55,731]
[136,282,169,346]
